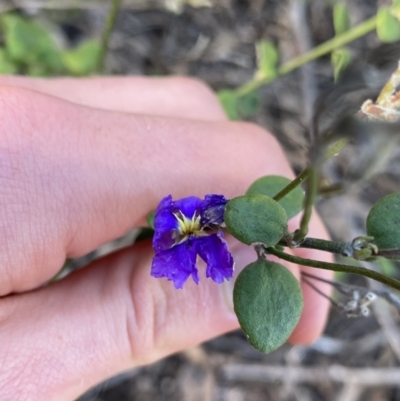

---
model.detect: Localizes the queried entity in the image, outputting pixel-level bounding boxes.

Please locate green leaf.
[224,194,288,246]
[255,40,279,81]
[236,92,261,118]
[366,192,400,249]
[246,175,304,219]
[1,14,65,74]
[0,48,17,74]
[234,259,303,353]
[391,0,400,21]
[333,3,351,36]
[376,7,400,43]
[217,90,239,120]
[62,40,100,76]
[331,48,352,82]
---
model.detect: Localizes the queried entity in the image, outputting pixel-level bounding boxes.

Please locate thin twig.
[293,167,318,242]
[302,277,340,309]
[373,298,400,361]
[290,0,316,137]
[96,0,122,74]
[222,364,400,386]
[334,383,363,401]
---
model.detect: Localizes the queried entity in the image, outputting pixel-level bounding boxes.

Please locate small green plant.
[0,13,100,76]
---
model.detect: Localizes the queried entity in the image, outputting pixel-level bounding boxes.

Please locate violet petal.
[151,241,199,289]
[196,232,234,283]
[152,195,179,251]
[173,196,203,219]
[200,194,228,227]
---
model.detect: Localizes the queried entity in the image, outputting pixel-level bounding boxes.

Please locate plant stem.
[273,167,310,202]
[294,237,352,256]
[266,247,400,292]
[293,167,318,242]
[324,137,349,160]
[377,249,400,260]
[96,0,122,73]
[234,16,377,98]
[273,138,348,203]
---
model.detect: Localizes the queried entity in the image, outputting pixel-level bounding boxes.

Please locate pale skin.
[0,76,332,400]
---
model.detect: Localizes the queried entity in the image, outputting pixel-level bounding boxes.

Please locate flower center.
[173,210,202,237]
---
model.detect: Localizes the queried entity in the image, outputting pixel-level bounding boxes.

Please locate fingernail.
[221,245,257,314]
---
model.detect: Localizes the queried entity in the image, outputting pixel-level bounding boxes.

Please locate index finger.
[0,86,292,294]
[0,76,227,120]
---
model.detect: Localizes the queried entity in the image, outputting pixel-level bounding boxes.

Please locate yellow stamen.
[174,211,202,236]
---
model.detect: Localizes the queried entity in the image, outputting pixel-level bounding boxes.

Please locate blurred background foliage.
[0,12,99,76]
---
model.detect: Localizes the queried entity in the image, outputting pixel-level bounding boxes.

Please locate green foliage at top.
[367,192,400,249]
[254,40,279,81]
[0,48,17,74]
[333,2,351,36]
[331,2,352,82]
[62,40,100,76]
[224,194,288,247]
[0,13,100,76]
[217,39,276,120]
[376,7,400,43]
[392,0,400,21]
[233,259,303,353]
[331,48,352,82]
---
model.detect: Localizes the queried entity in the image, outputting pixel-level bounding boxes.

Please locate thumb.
[0,241,256,401]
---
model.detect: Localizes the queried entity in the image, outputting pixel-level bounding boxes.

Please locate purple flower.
[151,194,234,289]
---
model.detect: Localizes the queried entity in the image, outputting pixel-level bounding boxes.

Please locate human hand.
[0,76,331,400]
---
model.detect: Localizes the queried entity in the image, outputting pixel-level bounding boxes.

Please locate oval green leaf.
[246,175,304,219]
[234,259,303,353]
[224,194,288,246]
[377,7,400,43]
[366,192,400,249]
